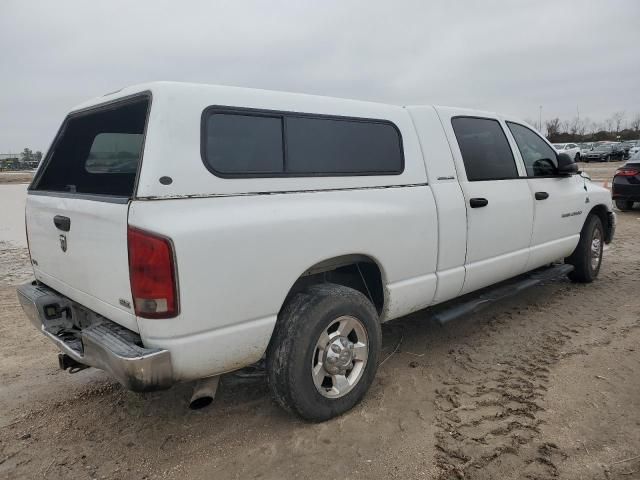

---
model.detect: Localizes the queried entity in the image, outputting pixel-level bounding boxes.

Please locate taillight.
[615,168,639,177]
[127,227,178,319]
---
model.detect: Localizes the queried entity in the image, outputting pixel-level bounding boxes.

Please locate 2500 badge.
[561,211,583,218]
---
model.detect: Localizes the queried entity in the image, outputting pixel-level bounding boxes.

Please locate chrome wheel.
[311,315,368,398]
[590,227,602,271]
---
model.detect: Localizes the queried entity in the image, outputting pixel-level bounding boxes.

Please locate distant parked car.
[583,143,624,162]
[612,154,640,210]
[612,143,627,158]
[621,141,637,158]
[628,144,640,158]
[553,143,581,161]
[579,143,594,159]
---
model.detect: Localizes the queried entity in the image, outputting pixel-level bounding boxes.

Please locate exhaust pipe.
[58,353,89,373]
[189,376,220,410]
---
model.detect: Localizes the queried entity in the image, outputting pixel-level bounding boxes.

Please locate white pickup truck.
[18,82,615,421]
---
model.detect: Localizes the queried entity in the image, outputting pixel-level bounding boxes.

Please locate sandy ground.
[0,172,34,185]
[0,184,28,248]
[1,163,639,480]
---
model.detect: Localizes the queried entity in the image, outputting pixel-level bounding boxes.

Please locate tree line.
[526,111,640,143]
[0,148,43,170]
[20,148,43,164]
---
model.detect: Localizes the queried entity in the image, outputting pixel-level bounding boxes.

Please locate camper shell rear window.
[31,95,150,198]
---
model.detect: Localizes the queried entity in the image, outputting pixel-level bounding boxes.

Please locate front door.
[438,111,534,295]
[504,121,586,269]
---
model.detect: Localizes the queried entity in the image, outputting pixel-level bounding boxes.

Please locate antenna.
[539,105,542,131]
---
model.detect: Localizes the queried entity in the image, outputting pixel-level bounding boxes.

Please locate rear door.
[26,95,151,331]
[504,121,586,269]
[436,109,534,295]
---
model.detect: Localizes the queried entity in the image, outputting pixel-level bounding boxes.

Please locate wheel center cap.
[323,336,354,374]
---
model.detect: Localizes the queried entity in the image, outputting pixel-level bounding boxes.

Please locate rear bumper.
[612,182,640,201]
[17,282,173,392]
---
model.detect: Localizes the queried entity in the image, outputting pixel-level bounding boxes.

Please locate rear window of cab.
[201,107,404,177]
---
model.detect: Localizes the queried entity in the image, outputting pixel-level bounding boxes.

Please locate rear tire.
[615,199,634,211]
[267,283,381,422]
[566,215,604,283]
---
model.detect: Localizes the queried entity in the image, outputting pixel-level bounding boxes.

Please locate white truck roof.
[71,81,406,114]
[72,80,500,120]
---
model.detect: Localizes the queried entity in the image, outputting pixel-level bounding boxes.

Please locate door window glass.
[451,117,519,181]
[506,122,558,177]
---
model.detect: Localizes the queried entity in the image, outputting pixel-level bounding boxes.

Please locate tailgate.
[25,94,151,332]
[26,195,138,331]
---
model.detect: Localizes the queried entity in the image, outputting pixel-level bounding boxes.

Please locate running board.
[432,264,574,325]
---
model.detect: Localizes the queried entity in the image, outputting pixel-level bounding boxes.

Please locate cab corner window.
[506,122,558,177]
[451,117,518,181]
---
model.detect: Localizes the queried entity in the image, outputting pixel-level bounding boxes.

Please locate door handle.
[535,192,549,200]
[53,215,71,232]
[469,198,488,208]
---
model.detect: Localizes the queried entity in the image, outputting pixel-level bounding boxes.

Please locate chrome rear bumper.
[17,282,173,392]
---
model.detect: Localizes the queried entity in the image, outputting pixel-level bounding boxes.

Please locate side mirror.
[557,152,578,175]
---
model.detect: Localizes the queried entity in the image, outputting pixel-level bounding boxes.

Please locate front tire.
[267,283,381,422]
[566,214,604,283]
[615,199,634,211]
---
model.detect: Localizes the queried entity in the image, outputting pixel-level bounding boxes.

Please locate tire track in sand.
[432,259,639,479]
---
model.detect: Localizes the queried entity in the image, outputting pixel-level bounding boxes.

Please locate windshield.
[553,144,565,149]
[596,144,612,150]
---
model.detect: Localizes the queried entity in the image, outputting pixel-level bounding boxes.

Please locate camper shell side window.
[201,106,404,178]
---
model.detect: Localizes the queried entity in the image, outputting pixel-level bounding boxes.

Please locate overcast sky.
[1,0,639,152]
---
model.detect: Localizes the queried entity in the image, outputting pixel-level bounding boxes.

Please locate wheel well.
[588,204,613,243]
[284,255,385,315]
